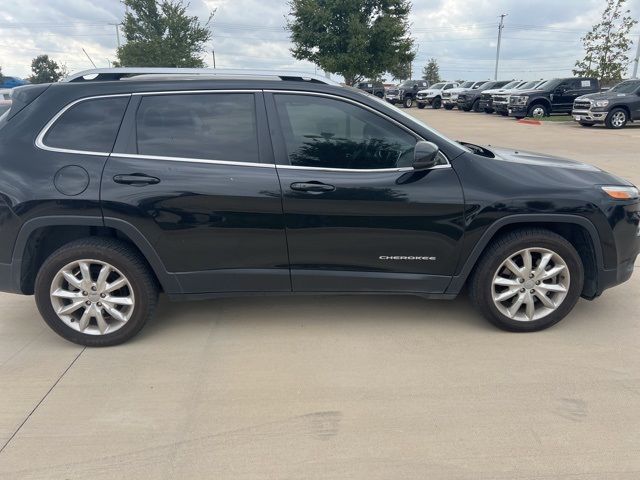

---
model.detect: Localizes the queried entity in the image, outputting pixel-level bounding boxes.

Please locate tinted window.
[274,94,417,170]
[136,93,259,162]
[44,97,129,152]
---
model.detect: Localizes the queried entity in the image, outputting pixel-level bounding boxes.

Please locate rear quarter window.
[42,96,129,153]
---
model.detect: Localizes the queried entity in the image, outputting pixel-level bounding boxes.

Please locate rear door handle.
[113,174,160,186]
[290,182,335,193]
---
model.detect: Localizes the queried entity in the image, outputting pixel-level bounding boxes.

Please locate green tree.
[287,0,415,85]
[422,58,440,84]
[389,62,412,81]
[573,0,638,84]
[116,0,213,68]
[28,55,66,83]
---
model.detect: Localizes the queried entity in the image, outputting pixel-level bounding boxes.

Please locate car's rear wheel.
[469,229,583,332]
[35,238,158,346]
[605,108,628,129]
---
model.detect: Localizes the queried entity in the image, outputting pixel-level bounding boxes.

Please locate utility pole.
[211,49,216,68]
[111,23,121,49]
[633,34,640,79]
[494,13,507,81]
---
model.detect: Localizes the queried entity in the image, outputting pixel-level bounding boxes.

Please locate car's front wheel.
[605,108,628,129]
[35,238,158,346]
[403,97,413,108]
[432,97,442,109]
[470,229,584,332]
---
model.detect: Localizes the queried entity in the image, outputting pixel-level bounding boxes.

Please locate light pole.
[494,13,507,80]
[633,34,640,79]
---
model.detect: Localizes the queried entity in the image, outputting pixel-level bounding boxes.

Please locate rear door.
[102,90,290,294]
[265,91,465,293]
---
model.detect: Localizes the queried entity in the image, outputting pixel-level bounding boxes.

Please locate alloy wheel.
[492,248,570,322]
[611,111,626,128]
[49,259,135,335]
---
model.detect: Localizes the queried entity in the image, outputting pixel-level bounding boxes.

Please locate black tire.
[375,91,384,98]
[527,103,549,118]
[444,105,454,110]
[403,96,413,108]
[605,107,628,129]
[499,111,508,117]
[579,121,595,127]
[35,238,158,346]
[417,103,425,109]
[469,228,584,332]
[472,99,481,112]
[461,106,472,112]
[432,97,442,109]
[484,108,494,114]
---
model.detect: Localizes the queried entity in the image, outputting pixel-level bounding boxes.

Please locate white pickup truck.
[441,81,488,110]
[415,82,459,109]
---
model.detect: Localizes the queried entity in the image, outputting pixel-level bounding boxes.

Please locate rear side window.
[135,93,259,162]
[43,97,129,153]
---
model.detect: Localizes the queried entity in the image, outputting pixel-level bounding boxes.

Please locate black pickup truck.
[356,81,386,98]
[508,78,600,119]
[572,79,640,129]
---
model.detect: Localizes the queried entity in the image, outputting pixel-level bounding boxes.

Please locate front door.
[102,91,290,294]
[266,92,465,293]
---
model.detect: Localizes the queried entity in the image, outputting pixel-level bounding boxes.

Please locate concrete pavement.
[0,108,639,479]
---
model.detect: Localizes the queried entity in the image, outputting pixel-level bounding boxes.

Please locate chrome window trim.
[35,89,451,173]
[110,152,275,168]
[266,89,451,171]
[35,93,132,156]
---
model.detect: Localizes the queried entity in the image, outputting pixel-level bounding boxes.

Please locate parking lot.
[1,108,639,479]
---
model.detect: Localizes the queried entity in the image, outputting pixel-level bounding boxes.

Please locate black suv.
[572,79,640,129]
[509,77,600,119]
[457,81,511,112]
[356,81,386,98]
[0,68,638,346]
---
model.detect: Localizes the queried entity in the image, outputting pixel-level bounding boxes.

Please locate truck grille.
[442,92,451,99]
[573,100,591,110]
[458,94,467,101]
[481,93,492,101]
[386,89,399,95]
[493,95,508,103]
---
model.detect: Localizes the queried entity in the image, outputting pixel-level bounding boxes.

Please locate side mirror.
[413,141,440,171]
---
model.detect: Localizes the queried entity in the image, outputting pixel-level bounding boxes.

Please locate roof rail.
[63,68,341,86]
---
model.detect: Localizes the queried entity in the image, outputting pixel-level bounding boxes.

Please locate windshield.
[519,80,541,89]
[460,81,475,88]
[472,81,488,89]
[430,82,445,89]
[400,81,414,88]
[611,80,640,93]
[501,81,520,89]
[537,79,561,91]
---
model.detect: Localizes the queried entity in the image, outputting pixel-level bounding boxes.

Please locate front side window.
[43,97,129,152]
[136,93,259,163]
[274,94,417,170]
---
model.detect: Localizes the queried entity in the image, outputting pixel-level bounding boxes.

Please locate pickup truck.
[385,79,430,108]
[415,82,459,109]
[572,79,640,129]
[493,80,547,116]
[508,77,600,119]
[478,81,525,113]
[443,81,487,110]
[356,81,386,98]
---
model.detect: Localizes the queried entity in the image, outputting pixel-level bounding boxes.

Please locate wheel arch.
[528,98,551,112]
[11,216,180,295]
[446,215,603,297]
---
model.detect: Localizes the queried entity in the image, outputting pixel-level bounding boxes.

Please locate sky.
[1,0,639,83]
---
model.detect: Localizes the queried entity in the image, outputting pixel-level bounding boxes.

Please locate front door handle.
[290,182,335,193]
[113,173,161,186]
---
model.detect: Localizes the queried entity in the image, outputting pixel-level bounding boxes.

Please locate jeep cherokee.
[0,68,638,346]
